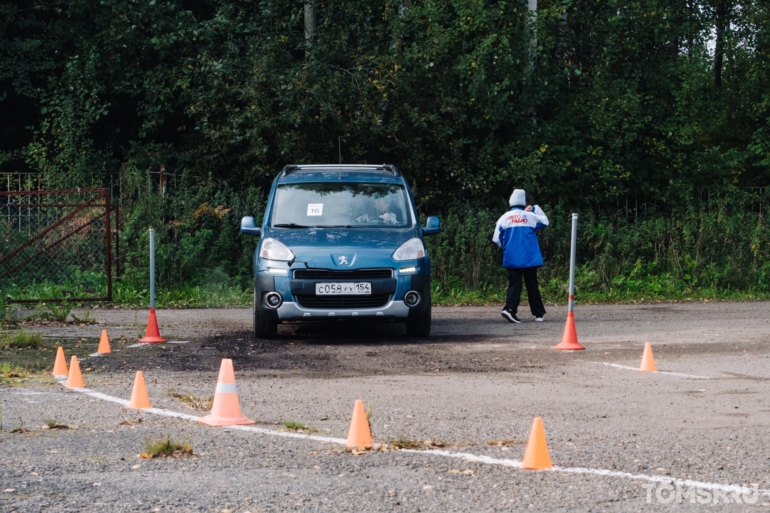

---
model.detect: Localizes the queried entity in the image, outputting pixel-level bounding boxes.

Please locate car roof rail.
[281,164,399,177]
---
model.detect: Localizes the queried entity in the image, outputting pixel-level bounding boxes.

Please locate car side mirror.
[240,216,261,236]
[422,216,441,236]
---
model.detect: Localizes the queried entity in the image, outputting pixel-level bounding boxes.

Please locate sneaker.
[501,309,521,323]
[534,316,544,322]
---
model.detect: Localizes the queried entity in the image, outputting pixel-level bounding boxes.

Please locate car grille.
[296,294,391,309]
[293,268,393,279]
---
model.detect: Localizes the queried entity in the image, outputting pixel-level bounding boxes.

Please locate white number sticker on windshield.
[307,203,323,216]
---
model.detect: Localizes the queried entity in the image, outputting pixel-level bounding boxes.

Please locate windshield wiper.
[322,225,353,228]
[273,223,313,228]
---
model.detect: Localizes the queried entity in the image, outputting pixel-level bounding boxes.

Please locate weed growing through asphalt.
[1,331,42,349]
[9,416,28,433]
[140,436,194,459]
[282,420,318,433]
[365,404,374,423]
[0,362,30,379]
[485,439,525,446]
[43,303,72,323]
[167,390,213,411]
[43,418,69,430]
[387,438,452,450]
[70,311,96,324]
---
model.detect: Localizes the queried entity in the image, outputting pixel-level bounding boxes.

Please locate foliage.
[283,420,318,433]
[1,0,770,305]
[0,362,30,379]
[140,436,194,459]
[1,331,42,349]
[1,0,769,204]
[428,188,770,303]
[167,390,214,411]
[43,303,72,323]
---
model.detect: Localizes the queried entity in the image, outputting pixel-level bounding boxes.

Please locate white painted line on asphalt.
[126,343,150,348]
[63,385,770,497]
[226,424,347,445]
[167,341,190,344]
[596,362,711,379]
[411,449,770,496]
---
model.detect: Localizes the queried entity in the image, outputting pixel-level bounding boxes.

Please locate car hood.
[265,227,418,268]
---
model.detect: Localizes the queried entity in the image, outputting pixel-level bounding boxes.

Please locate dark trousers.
[505,267,546,317]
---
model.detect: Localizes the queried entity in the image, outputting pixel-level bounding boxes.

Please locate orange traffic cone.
[639,342,657,372]
[65,356,85,388]
[97,330,111,354]
[554,312,585,350]
[125,371,152,409]
[345,399,373,449]
[521,417,553,470]
[198,359,254,426]
[139,308,165,343]
[52,347,68,378]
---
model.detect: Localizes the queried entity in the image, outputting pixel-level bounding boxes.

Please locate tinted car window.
[271,183,411,228]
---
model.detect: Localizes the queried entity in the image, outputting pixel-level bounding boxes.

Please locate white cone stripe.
[216,383,238,394]
[61,385,770,497]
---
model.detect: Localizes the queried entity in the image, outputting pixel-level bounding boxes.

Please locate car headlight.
[259,238,295,262]
[392,238,425,261]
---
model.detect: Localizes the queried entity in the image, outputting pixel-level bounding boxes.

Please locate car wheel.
[254,288,278,339]
[406,304,431,338]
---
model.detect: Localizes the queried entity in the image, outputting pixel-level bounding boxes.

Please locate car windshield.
[272,183,411,228]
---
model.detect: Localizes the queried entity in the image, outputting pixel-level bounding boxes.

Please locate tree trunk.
[714,0,726,87]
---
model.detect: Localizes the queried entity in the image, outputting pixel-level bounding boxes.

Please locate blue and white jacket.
[492,206,549,268]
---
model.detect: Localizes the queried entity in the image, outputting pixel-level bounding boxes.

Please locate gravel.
[2,302,770,511]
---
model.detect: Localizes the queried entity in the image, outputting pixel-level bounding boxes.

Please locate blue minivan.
[240,164,441,339]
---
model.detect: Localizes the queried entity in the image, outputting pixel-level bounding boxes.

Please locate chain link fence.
[0,186,118,303]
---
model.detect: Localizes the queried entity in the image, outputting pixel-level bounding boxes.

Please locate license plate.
[315,282,371,295]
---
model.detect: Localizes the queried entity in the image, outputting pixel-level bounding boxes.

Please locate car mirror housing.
[422,216,441,236]
[240,216,261,236]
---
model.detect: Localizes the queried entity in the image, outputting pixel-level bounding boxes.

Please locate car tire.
[406,304,431,338]
[254,288,278,339]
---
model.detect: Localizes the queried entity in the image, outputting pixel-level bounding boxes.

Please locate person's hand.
[380,213,392,222]
[525,205,533,212]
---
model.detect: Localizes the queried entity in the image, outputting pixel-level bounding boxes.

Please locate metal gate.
[0,188,118,303]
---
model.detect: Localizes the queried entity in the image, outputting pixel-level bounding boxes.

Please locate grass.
[388,438,449,450]
[140,436,194,459]
[43,303,72,323]
[167,390,213,411]
[486,439,525,446]
[43,418,69,430]
[0,362,31,379]
[1,331,42,349]
[70,311,96,324]
[431,276,770,307]
[282,420,318,433]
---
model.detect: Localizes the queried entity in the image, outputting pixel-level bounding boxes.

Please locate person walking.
[492,189,549,323]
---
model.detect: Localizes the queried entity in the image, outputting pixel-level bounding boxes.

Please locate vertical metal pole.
[568,213,578,313]
[105,190,112,301]
[149,228,155,308]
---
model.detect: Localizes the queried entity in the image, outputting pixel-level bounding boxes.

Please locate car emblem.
[331,253,356,266]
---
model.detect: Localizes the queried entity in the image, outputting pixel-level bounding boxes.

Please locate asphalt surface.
[2,302,770,512]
